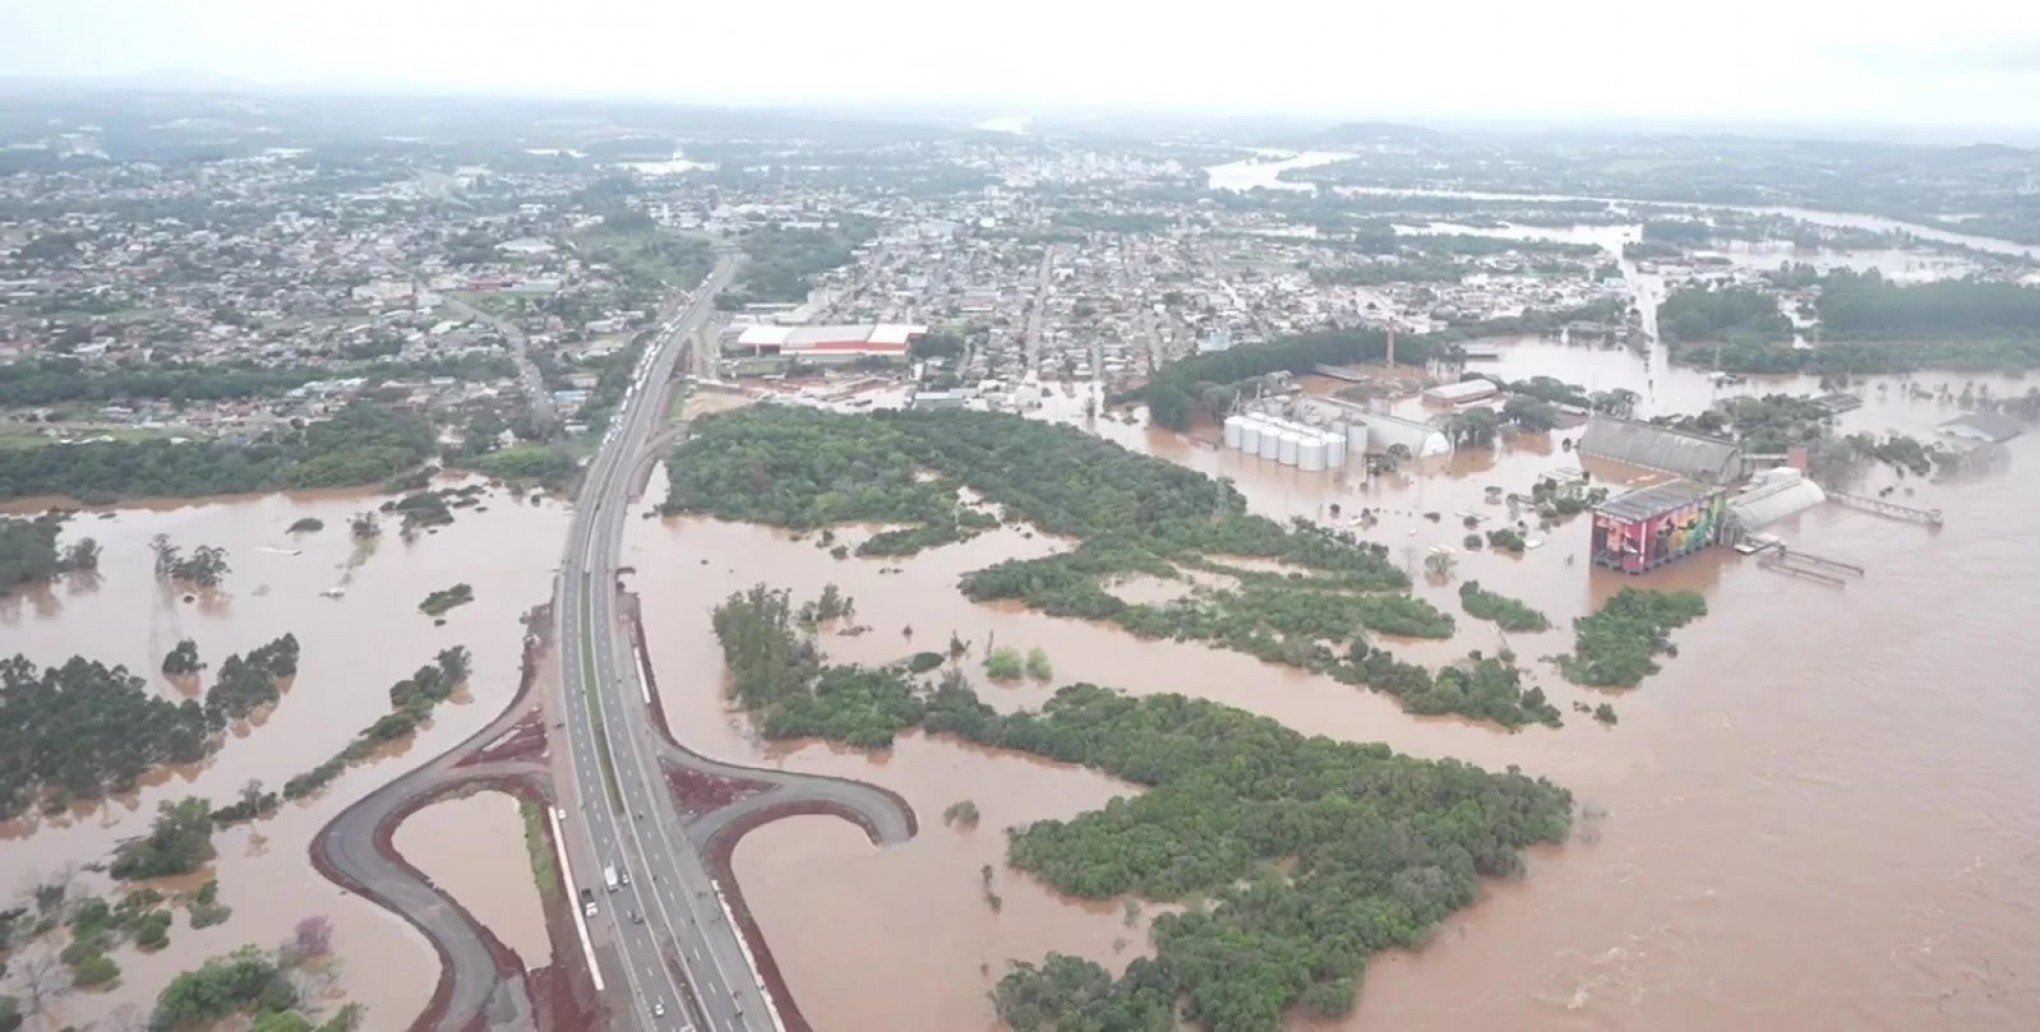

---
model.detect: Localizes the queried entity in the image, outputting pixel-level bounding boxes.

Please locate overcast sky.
[6,0,2040,130]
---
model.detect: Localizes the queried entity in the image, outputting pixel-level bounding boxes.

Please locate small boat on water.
[258,546,303,556]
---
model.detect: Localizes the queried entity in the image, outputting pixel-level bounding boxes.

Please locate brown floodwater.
[0,479,569,1029]
[626,344,2040,1030]
[392,789,553,970]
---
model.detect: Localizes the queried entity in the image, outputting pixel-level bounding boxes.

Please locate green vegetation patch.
[708,591,1572,1030]
[110,797,217,880]
[0,634,296,820]
[151,943,358,1031]
[670,409,1570,727]
[1459,581,1551,633]
[662,406,996,552]
[1558,588,1708,688]
[281,648,470,800]
[419,583,475,617]
[0,404,437,503]
[0,514,98,593]
[520,801,558,896]
[713,586,925,748]
[468,444,581,491]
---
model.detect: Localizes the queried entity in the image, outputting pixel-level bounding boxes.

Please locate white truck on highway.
[604,864,620,892]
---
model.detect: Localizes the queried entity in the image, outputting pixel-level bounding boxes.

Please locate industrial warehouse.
[727,323,926,362]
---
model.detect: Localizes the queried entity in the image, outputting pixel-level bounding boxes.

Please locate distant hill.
[1303,121,1448,148]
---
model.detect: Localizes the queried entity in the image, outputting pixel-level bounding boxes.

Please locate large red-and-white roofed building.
[733,323,925,359]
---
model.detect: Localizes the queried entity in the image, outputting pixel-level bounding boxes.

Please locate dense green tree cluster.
[711,587,923,748]
[708,604,1572,1028]
[662,406,995,552]
[1338,644,1562,728]
[1641,219,1714,245]
[0,358,324,406]
[1659,285,1792,345]
[382,485,485,535]
[984,648,1025,680]
[466,444,580,490]
[1558,589,1709,687]
[725,221,876,304]
[0,356,515,408]
[210,779,280,825]
[419,584,475,617]
[151,535,231,587]
[1487,374,1592,409]
[1656,393,1834,454]
[109,797,217,880]
[1459,581,1551,632]
[280,647,471,800]
[925,683,1571,1030]
[203,635,300,724]
[186,879,233,929]
[0,404,437,502]
[0,657,208,819]
[0,635,298,819]
[0,515,97,593]
[1816,268,2040,342]
[670,407,1569,726]
[1140,327,1403,430]
[59,889,176,987]
[149,944,356,1031]
[1680,335,2040,375]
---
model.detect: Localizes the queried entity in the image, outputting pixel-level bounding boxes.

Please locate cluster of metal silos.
[1222,413,1345,471]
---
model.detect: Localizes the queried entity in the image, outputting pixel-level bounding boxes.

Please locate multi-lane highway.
[320,251,912,1030]
[551,253,777,1032]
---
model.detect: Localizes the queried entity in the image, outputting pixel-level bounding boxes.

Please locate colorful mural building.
[1590,479,1729,574]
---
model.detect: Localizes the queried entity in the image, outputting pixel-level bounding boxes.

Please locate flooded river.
[0,480,569,1028]
[629,350,2040,1029]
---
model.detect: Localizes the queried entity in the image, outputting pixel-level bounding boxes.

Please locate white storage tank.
[1320,430,1346,468]
[1298,436,1327,471]
[1239,418,1264,455]
[1277,430,1301,466]
[1223,415,1246,450]
[1258,425,1282,459]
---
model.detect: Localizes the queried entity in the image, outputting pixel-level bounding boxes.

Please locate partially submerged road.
[318,255,916,1031]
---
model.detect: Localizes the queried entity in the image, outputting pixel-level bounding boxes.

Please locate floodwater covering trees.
[0,515,98,593]
[0,634,300,820]
[281,646,473,800]
[0,404,439,503]
[1559,588,1709,687]
[708,589,1573,1030]
[669,408,1561,727]
[1459,581,1551,632]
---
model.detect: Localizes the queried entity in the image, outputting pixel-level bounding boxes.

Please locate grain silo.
[1257,424,1281,459]
[1320,428,1347,468]
[1237,417,1264,455]
[1223,415,1246,450]
[1298,434,1327,471]
[1277,429,1301,466]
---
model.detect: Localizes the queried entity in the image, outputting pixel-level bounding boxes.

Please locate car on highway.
[651,1002,666,1018]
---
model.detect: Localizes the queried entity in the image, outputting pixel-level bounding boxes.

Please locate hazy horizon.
[6,0,2040,139]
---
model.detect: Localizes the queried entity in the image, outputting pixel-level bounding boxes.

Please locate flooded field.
[629,350,2040,1029]
[0,480,569,1028]
[393,789,552,970]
